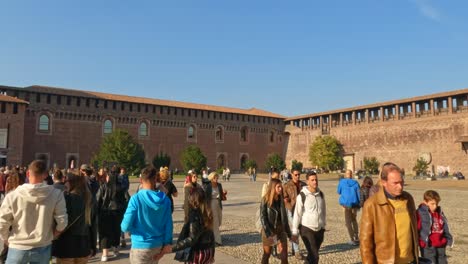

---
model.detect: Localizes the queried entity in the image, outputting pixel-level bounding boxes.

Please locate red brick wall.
[0,102,26,165]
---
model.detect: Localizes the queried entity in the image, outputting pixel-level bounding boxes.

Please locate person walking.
[160,169,178,214]
[52,170,98,263]
[337,170,361,245]
[0,160,68,264]
[203,172,226,246]
[291,172,326,264]
[360,162,419,264]
[282,169,306,260]
[121,166,173,264]
[260,178,291,264]
[359,176,374,208]
[183,172,203,223]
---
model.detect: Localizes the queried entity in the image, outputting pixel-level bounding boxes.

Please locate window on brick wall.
[103,119,113,134]
[188,125,196,139]
[139,122,148,136]
[1,103,6,113]
[13,103,18,114]
[39,115,50,132]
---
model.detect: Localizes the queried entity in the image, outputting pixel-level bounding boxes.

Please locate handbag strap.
[54,213,83,240]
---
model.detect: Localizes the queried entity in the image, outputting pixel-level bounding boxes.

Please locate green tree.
[413,157,429,176]
[180,145,207,174]
[244,159,257,170]
[152,152,171,170]
[291,159,303,172]
[308,135,344,171]
[92,129,146,175]
[265,153,286,171]
[363,156,380,174]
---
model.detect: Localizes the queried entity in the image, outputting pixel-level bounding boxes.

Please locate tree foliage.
[180,145,207,174]
[413,157,429,176]
[363,156,380,174]
[92,129,146,175]
[152,153,171,170]
[265,153,286,171]
[308,135,344,171]
[244,159,257,170]
[291,159,303,172]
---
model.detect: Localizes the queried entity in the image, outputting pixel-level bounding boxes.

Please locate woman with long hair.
[5,172,19,194]
[203,172,226,246]
[97,168,127,261]
[164,187,215,264]
[260,178,291,264]
[160,169,178,214]
[183,172,203,223]
[359,176,374,208]
[52,170,97,263]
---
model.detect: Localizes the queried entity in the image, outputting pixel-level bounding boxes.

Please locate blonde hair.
[208,172,218,181]
[263,178,282,207]
[160,169,170,182]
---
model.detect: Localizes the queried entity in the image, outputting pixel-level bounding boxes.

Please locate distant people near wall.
[360,162,419,264]
[248,167,254,182]
[337,170,361,246]
[203,172,227,246]
[252,167,256,182]
[226,167,231,181]
[0,160,68,264]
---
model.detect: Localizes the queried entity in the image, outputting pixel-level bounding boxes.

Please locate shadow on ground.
[222,232,262,246]
[319,242,359,255]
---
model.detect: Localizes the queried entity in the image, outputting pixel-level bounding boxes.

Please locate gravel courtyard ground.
[82,173,468,263]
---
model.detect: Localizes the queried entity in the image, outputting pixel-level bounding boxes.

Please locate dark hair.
[28,160,47,176]
[306,171,317,179]
[423,190,441,203]
[361,176,373,188]
[380,162,402,181]
[67,170,93,225]
[53,169,64,181]
[141,166,157,182]
[189,187,213,229]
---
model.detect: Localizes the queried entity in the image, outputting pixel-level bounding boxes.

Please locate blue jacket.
[337,178,360,208]
[121,189,173,249]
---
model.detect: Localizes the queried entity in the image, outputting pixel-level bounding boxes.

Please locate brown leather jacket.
[360,187,419,264]
[282,180,306,211]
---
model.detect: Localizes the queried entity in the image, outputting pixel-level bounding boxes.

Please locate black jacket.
[52,192,98,258]
[172,208,214,252]
[260,197,291,238]
[97,176,127,212]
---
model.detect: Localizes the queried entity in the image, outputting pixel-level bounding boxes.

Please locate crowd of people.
[0,161,455,264]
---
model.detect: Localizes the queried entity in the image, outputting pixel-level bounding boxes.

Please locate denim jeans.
[287,210,299,253]
[6,244,51,264]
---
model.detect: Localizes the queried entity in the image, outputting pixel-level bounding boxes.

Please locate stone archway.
[240,154,248,170]
[217,154,226,169]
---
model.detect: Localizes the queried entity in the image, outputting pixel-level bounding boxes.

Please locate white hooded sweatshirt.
[0,183,68,250]
[292,186,326,235]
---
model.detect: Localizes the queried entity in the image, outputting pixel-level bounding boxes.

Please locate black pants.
[421,246,447,264]
[300,226,324,264]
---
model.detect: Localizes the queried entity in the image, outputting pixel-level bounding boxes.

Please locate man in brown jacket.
[283,169,306,260]
[360,162,419,264]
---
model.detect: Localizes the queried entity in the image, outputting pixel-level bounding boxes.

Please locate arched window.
[103,119,113,134]
[215,126,224,141]
[139,122,148,136]
[188,125,196,139]
[240,127,249,142]
[39,115,50,132]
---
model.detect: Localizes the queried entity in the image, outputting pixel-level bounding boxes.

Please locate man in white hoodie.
[291,171,326,264]
[0,160,68,264]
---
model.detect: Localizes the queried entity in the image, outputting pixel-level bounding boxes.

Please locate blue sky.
[1,0,468,117]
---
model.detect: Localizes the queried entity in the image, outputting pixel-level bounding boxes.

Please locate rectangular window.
[121,102,125,111]
[195,110,198,118]
[36,93,41,103]
[113,101,116,110]
[86,98,90,107]
[153,105,156,113]
[24,92,30,102]
[129,104,133,112]
[213,112,216,119]
[188,109,191,117]
[95,99,99,108]
[207,112,210,119]
[137,104,141,112]
[66,96,71,105]
[77,98,81,107]
[181,109,185,116]
[145,104,148,113]
[0,102,5,113]
[160,106,163,115]
[104,101,108,109]
[201,111,204,118]
[13,103,18,114]
[174,108,178,116]
[167,107,170,115]
[47,94,51,104]
[57,95,61,105]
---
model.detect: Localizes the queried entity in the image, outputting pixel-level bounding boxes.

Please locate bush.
[265,153,286,171]
[291,159,303,172]
[363,156,380,174]
[413,157,429,176]
[180,145,207,174]
[152,153,171,170]
[244,159,257,170]
[309,135,344,171]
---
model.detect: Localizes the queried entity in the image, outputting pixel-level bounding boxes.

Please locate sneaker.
[101,255,108,262]
[114,247,119,256]
[347,240,358,246]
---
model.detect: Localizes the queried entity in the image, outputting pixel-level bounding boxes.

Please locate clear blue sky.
[1,0,468,117]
